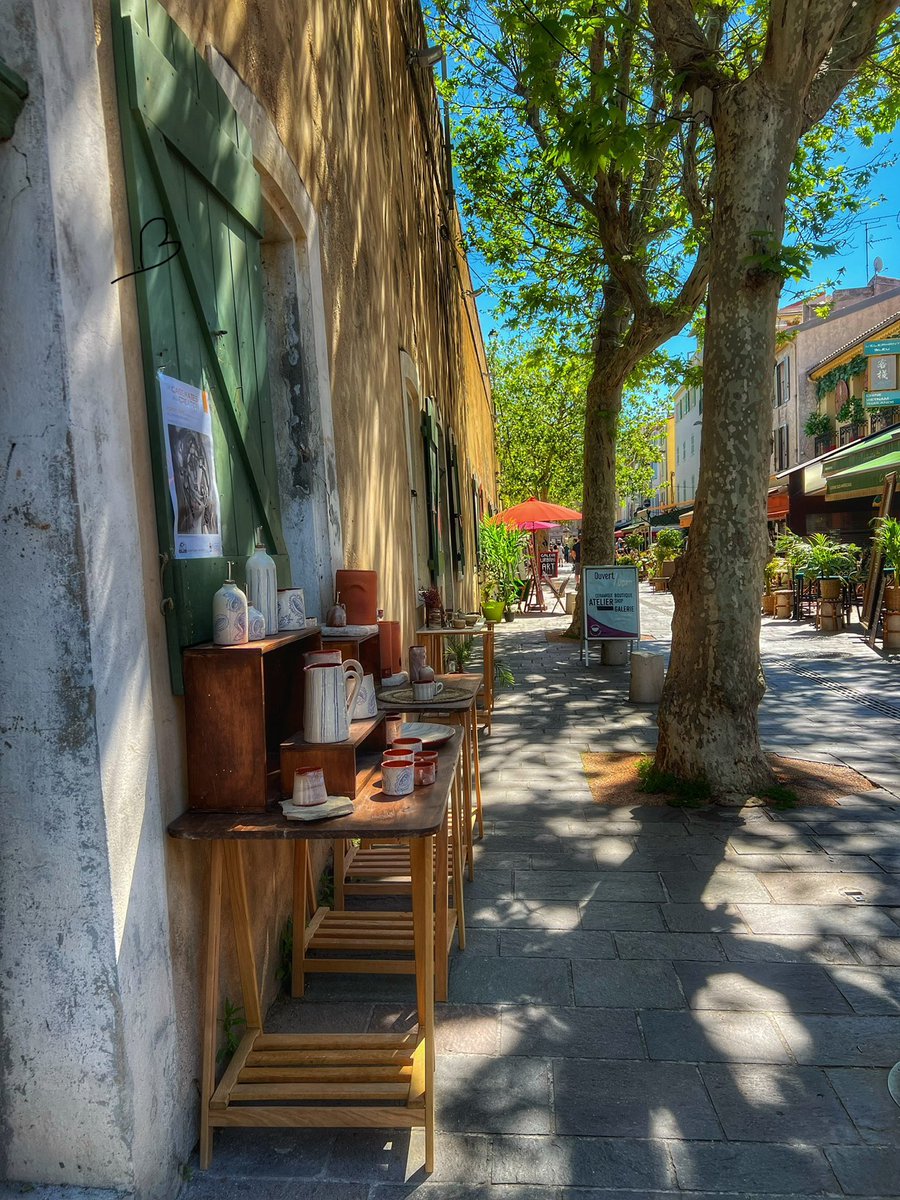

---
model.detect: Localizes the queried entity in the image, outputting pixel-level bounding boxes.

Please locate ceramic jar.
[213,563,248,645]
[246,527,278,635]
[409,645,428,682]
[247,605,266,641]
[277,587,306,630]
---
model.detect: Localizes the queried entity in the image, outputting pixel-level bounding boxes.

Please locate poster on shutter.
[159,372,222,559]
[582,566,640,640]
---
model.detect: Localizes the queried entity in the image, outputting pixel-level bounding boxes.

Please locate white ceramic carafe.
[212,562,249,645]
[246,526,278,635]
[303,658,363,743]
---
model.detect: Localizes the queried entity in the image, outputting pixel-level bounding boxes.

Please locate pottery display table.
[167,741,459,1176]
[415,625,495,732]
[378,674,484,879]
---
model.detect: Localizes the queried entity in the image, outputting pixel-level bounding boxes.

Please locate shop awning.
[679,510,693,528]
[825,447,900,498]
[823,427,900,498]
[767,491,789,519]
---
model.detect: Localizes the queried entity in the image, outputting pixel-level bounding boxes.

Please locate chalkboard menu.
[540,550,559,578]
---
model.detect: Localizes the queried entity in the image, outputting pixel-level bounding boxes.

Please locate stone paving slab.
[640,1010,791,1064]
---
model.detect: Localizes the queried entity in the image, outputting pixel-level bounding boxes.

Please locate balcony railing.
[814,434,836,456]
[838,422,867,446]
[871,408,900,434]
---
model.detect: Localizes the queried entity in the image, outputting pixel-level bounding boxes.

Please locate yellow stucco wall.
[91,0,497,1162]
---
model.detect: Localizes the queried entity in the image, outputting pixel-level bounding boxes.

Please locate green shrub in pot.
[874,516,900,610]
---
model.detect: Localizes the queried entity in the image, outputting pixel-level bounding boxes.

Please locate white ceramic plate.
[402,721,453,747]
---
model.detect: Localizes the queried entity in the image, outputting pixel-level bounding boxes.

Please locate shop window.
[774,424,789,471]
[402,366,431,595]
[446,431,466,578]
[421,397,444,584]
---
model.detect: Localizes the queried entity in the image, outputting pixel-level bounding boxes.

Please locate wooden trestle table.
[415,624,495,732]
[166,727,463,1175]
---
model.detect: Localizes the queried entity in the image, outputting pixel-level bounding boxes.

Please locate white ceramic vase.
[246,526,278,635]
[212,565,248,646]
[247,605,266,641]
[277,587,306,630]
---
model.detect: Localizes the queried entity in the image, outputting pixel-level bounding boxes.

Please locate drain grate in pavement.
[767,659,900,722]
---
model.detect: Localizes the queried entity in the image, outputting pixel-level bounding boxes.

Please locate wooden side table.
[415,625,495,733]
[167,754,454,1174]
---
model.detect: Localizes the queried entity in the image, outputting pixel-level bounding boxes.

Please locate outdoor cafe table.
[415,623,495,732]
[165,730,464,1176]
[378,673,485,878]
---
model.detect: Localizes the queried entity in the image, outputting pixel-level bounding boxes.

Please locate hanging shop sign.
[864,338,900,355]
[160,372,222,559]
[864,390,900,407]
[868,355,898,392]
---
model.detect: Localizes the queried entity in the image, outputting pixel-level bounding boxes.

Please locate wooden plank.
[199,841,223,1168]
[300,904,328,952]
[254,1032,418,1050]
[126,18,263,231]
[239,1066,412,1083]
[302,959,415,975]
[229,1081,411,1102]
[292,842,308,998]
[309,938,414,951]
[209,1028,257,1110]
[223,843,262,1029]
[246,1049,414,1067]
[210,1106,426,1129]
[409,835,435,1172]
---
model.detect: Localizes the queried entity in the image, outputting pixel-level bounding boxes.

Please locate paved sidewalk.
[183,591,900,1200]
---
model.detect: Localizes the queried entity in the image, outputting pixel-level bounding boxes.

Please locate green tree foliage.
[489,333,588,509]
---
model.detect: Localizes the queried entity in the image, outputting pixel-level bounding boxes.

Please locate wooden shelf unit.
[280,715,387,798]
[183,626,322,811]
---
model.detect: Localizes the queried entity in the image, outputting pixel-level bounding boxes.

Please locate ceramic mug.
[412,680,444,702]
[382,759,415,797]
[392,736,423,756]
[292,767,328,807]
[385,716,403,743]
[277,587,306,630]
[414,752,437,787]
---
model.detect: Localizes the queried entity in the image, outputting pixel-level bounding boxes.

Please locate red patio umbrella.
[494,497,582,525]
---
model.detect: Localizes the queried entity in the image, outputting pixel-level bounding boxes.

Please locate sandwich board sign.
[582,565,640,665]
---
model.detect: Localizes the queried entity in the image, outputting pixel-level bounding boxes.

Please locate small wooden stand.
[280,716,387,797]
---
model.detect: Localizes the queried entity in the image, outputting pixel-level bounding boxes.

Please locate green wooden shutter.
[112,0,288,692]
[421,398,443,579]
[447,432,466,576]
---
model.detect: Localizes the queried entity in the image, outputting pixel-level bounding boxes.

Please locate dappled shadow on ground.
[188,601,900,1197]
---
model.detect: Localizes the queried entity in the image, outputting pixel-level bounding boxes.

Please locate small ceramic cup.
[414,751,437,787]
[382,759,415,796]
[292,767,328,807]
[465,613,480,626]
[412,680,444,702]
[382,749,411,764]
[452,617,466,629]
[385,716,403,743]
[392,736,423,756]
[277,587,306,630]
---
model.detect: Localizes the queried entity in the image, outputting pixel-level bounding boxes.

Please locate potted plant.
[873,516,900,612]
[479,518,527,622]
[446,636,474,673]
[651,527,684,588]
[762,557,787,615]
[422,584,443,628]
[805,533,856,600]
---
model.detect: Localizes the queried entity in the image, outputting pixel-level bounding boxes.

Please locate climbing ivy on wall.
[815,354,867,402]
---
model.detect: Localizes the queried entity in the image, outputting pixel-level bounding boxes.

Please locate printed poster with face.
[583,566,640,640]
[159,372,223,559]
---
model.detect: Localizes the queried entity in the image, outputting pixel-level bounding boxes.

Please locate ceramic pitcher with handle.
[303,658,363,743]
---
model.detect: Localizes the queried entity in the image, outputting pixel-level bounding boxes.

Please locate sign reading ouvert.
[581,565,640,666]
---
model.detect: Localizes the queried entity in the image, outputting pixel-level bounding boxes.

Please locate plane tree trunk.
[656,81,804,800]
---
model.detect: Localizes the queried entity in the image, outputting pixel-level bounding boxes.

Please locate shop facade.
[0,1,495,1195]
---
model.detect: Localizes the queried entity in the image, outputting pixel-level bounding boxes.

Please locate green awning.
[822,428,899,478]
[825,447,900,497]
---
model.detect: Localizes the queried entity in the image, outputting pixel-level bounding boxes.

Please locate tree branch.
[646,0,724,91]
[802,0,900,132]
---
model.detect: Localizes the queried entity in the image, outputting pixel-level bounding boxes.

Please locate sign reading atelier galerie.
[583,566,640,640]
[160,372,223,559]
